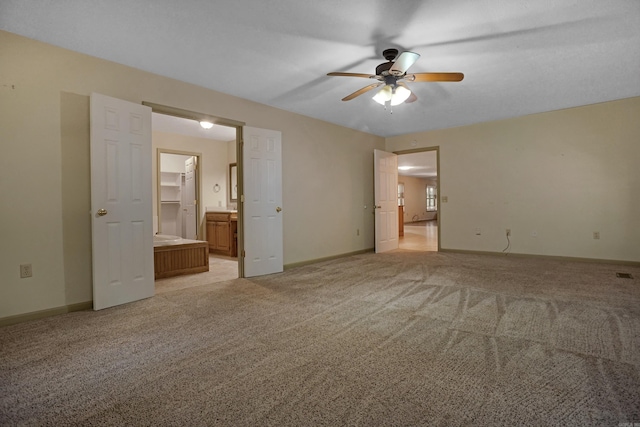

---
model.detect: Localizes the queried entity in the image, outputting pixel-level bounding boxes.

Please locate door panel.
[184,156,197,239]
[243,126,283,277]
[374,149,399,253]
[90,93,154,310]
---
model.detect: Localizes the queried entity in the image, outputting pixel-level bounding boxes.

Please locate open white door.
[184,156,197,239]
[90,93,154,310]
[374,149,399,253]
[243,126,283,277]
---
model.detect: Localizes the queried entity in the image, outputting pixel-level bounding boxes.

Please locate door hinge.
[241,250,245,258]
[240,194,244,203]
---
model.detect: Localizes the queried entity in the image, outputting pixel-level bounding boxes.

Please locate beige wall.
[399,176,438,223]
[387,97,640,262]
[0,31,382,319]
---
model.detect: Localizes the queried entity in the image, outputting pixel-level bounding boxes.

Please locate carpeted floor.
[1,251,639,426]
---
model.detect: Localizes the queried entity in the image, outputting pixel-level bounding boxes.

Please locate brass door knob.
[97,209,108,216]
[276,206,282,213]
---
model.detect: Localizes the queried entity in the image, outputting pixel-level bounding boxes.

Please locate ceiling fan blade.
[389,51,420,75]
[341,83,383,101]
[327,72,377,79]
[397,82,418,104]
[407,72,464,82]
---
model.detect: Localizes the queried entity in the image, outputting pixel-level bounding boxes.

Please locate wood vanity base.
[206,212,238,257]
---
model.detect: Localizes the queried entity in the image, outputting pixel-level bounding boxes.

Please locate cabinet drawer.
[206,213,230,222]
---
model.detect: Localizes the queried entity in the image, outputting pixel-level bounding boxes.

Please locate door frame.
[143,102,246,277]
[156,149,202,239]
[393,146,441,252]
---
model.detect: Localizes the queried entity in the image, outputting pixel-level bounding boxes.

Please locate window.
[426,185,437,211]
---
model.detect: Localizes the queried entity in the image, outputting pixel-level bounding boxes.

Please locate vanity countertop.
[205,207,237,213]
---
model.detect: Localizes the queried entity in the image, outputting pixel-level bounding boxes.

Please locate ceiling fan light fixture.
[327,48,462,105]
[199,121,214,129]
[372,85,393,105]
[390,85,411,106]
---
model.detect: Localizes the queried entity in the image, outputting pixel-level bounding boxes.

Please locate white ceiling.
[1,1,639,138]
[398,151,437,178]
[152,113,236,141]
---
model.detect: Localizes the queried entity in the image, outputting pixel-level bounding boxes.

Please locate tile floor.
[398,220,438,252]
[155,254,238,294]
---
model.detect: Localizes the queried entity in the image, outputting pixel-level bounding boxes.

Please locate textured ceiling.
[398,151,437,178]
[1,0,639,137]
[152,113,237,141]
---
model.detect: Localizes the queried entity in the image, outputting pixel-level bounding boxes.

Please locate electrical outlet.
[593,231,600,240]
[506,229,511,237]
[441,196,448,203]
[20,264,32,278]
[531,231,538,238]
[475,228,481,235]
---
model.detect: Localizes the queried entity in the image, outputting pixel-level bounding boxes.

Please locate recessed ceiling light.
[398,166,413,170]
[199,121,214,129]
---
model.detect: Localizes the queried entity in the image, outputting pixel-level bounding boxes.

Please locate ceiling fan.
[327,48,464,106]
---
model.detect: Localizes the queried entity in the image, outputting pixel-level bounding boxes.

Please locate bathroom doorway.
[157,151,200,239]
[151,112,240,292]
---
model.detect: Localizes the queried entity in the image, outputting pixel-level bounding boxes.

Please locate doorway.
[151,112,240,292]
[396,148,439,252]
[157,151,200,239]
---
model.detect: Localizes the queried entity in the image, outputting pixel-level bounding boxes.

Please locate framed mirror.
[229,163,237,202]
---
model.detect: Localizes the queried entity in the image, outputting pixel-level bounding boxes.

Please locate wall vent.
[616,273,634,279]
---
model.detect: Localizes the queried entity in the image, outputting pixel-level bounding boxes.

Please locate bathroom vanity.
[206,211,238,257]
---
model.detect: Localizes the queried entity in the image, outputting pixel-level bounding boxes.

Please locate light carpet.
[1,251,639,426]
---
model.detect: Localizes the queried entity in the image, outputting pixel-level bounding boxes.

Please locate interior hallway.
[399,220,438,252]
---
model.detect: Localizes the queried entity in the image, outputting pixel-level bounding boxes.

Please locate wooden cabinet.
[206,212,238,257]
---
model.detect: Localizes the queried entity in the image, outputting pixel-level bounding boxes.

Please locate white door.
[374,149,399,253]
[243,126,283,277]
[184,156,197,239]
[90,93,154,310]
